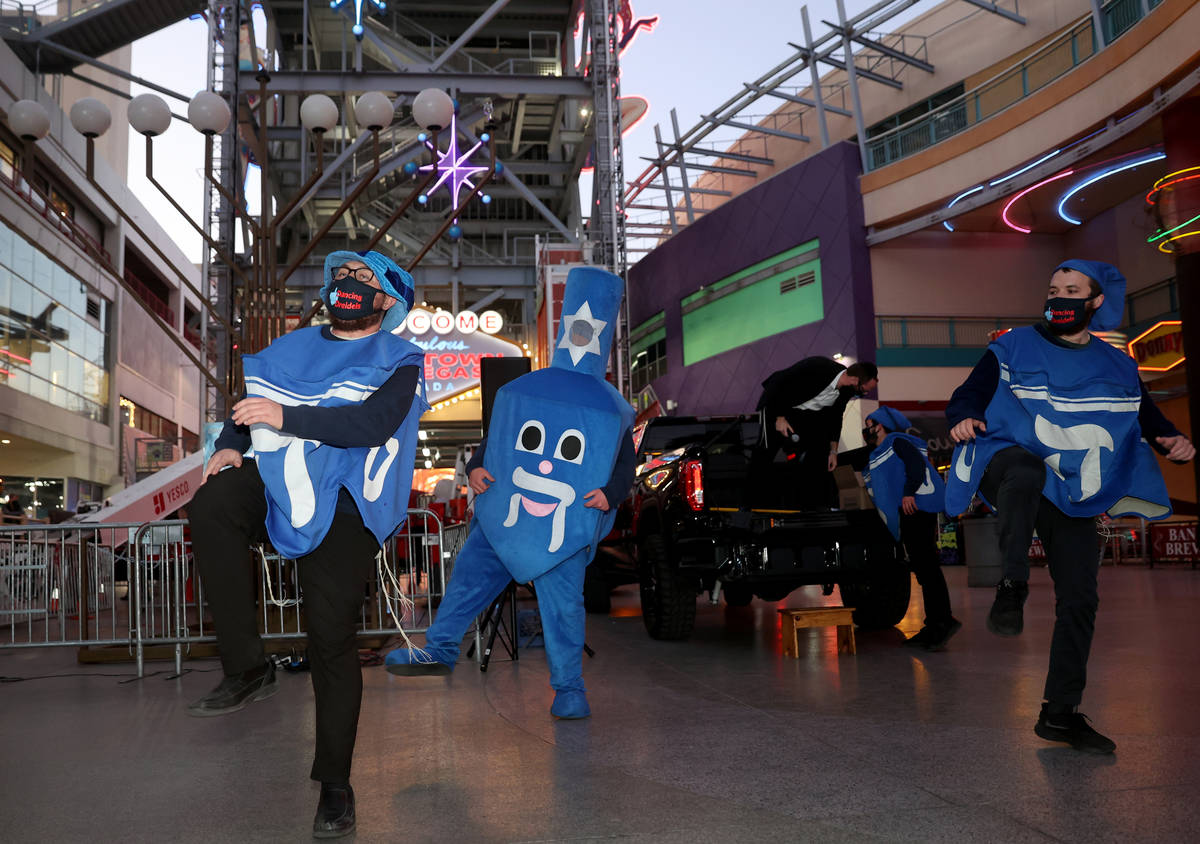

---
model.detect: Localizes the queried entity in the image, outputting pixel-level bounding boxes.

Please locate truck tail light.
[681,458,704,511]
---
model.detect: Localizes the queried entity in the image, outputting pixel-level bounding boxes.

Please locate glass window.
[6,366,28,393]
[67,351,84,395]
[0,220,12,268]
[50,342,68,386]
[49,300,69,338]
[69,312,85,356]
[0,265,9,314]
[51,262,72,307]
[29,338,50,380]
[32,248,53,292]
[9,275,31,331]
[28,375,49,402]
[83,324,102,366]
[28,287,50,339]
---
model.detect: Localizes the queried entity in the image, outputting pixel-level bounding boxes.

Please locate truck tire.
[583,564,611,614]
[638,535,696,640]
[840,560,911,629]
[722,583,754,607]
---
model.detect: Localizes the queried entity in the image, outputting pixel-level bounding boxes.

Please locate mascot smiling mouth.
[503,466,577,552]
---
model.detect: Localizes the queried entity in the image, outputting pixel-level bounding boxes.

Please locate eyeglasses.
[332,266,375,283]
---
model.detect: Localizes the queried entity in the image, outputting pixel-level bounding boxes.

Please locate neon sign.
[1057,151,1166,225]
[399,328,523,404]
[1146,166,1200,254]
[419,113,491,219]
[1128,320,1184,372]
[403,308,503,336]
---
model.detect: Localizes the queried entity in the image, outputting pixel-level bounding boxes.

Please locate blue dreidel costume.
[386,266,634,719]
[944,260,1171,522]
[862,406,945,540]
[242,250,429,558]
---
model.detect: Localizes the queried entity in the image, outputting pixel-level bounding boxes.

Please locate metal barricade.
[0,510,468,676]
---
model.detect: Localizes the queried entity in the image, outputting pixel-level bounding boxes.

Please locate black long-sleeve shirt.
[945,323,1180,454]
[890,436,928,497]
[466,427,637,509]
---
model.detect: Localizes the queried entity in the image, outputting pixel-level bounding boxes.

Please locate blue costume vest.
[863,432,945,540]
[944,326,1170,521]
[241,326,429,558]
[472,267,636,583]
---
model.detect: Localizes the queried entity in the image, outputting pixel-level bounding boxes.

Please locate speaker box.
[480,357,531,434]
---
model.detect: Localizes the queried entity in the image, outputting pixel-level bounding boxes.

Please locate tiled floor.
[3,565,1199,843]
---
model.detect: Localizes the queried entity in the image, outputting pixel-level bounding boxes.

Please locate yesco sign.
[405,308,503,336]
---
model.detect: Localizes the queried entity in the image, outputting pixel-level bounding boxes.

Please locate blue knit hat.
[867,406,912,434]
[322,250,415,333]
[1053,259,1125,332]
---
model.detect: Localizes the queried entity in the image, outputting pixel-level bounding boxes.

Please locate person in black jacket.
[746,357,877,509]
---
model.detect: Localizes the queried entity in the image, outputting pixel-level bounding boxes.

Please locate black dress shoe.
[187,661,278,717]
[313,783,355,839]
[921,618,963,652]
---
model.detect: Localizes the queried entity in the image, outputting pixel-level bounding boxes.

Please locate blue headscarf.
[1053,259,1125,332]
[322,250,415,333]
[867,406,912,434]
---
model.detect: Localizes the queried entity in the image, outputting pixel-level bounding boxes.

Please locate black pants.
[979,446,1101,706]
[899,509,952,625]
[189,462,378,783]
[745,411,834,509]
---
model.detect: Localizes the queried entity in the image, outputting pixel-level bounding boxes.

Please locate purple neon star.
[420,113,489,220]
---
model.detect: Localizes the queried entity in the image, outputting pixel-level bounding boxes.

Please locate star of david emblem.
[557,301,607,365]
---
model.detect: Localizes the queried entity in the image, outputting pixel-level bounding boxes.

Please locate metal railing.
[865,0,1164,171]
[877,315,1034,349]
[1,509,469,677]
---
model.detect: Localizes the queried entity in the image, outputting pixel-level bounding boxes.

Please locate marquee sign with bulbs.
[394,308,523,405]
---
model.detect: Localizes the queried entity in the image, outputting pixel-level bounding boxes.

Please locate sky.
[121,1,879,264]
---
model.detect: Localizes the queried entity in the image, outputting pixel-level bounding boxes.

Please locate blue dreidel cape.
[863,432,945,540]
[242,326,429,558]
[944,326,1170,521]
[473,266,636,583]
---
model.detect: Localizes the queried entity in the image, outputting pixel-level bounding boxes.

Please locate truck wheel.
[638,535,696,640]
[583,564,611,614]
[722,583,754,607]
[840,555,911,629]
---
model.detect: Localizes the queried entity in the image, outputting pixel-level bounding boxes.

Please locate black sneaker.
[313,783,355,839]
[186,661,278,717]
[1035,705,1116,754]
[902,627,936,648]
[987,578,1029,636]
[921,618,963,652]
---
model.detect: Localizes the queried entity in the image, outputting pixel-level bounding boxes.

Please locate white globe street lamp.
[300,94,338,134]
[7,99,50,141]
[411,88,454,131]
[128,93,172,137]
[69,97,112,138]
[188,91,231,135]
[354,91,393,131]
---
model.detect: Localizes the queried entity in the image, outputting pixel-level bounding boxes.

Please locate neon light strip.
[1149,165,1200,195]
[942,185,984,232]
[1147,171,1200,205]
[0,349,33,364]
[1001,170,1075,234]
[1148,210,1200,243]
[1057,152,1166,225]
[1157,230,1200,255]
[989,149,1062,186]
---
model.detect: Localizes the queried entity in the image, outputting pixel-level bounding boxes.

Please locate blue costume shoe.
[550,689,590,719]
[383,647,455,676]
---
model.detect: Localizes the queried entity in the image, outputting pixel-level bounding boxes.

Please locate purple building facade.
[627,141,874,417]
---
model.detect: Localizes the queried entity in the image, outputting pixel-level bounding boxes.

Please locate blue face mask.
[1043,294,1097,335]
[326,275,383,321]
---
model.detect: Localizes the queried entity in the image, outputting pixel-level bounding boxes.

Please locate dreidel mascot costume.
[944,259,1192,754]
[186,249,427,837]
[386,266,635,720]
[862,406,959,650]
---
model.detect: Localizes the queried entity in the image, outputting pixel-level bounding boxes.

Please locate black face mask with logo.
[326,275,383,321]
[1043,294,1097,336]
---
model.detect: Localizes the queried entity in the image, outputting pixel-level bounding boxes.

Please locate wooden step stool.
[778,607,856,657]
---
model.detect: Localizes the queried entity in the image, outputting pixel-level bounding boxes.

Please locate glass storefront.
[0,218,111,423]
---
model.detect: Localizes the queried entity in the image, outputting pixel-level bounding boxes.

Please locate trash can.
[960,515,1003,587]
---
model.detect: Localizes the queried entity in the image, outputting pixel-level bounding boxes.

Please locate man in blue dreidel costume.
[187,250,427,837]
[862,406,960,651]
[386,266,636,720]
[946,259,1194,754]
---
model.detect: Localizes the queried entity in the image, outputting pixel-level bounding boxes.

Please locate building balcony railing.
[0,166,112,266]
[864,0,1164,172]
[876,315,1033,350]
[122,268,175,327]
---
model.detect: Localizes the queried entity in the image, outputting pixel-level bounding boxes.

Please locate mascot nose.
[538,460,553,475]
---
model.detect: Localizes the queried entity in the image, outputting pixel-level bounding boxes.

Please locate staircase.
[1,0,205,73]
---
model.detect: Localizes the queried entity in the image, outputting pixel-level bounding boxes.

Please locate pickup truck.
[593,414,911,641]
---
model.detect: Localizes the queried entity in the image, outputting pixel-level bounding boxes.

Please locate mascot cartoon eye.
[515,420,546,454]
[554,429,586,464]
